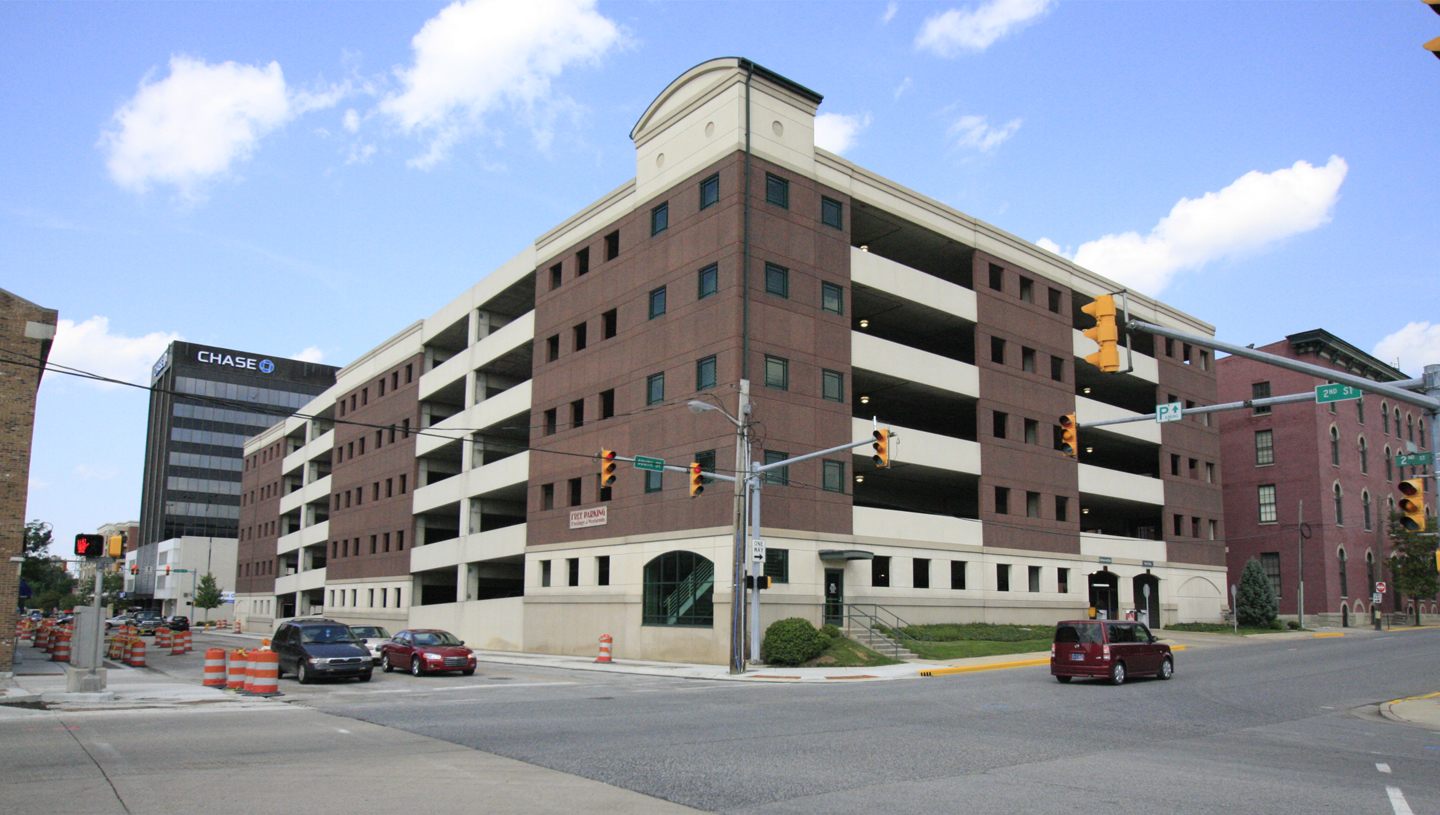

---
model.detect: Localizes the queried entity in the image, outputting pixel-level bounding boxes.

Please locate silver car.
[347,625,392,665]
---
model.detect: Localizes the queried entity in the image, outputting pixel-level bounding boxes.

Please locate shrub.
[761,617,827,666]
[1235,557,1278,627]
[820,623,841,640]
[1286,620,1300,630]
[1270,618,1285,630]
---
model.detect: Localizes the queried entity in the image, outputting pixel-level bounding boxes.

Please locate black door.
[824,569,844,626]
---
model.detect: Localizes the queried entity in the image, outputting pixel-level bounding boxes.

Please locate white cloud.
[916,0,1054,56]
[48,316,180,389]
[343,109,361,133]
[949,114,1021,152]
[1035,237,1062,255]
[1048,156,1348,296]
[75,464,118,481]
[883,2,899,24]
[290,346,326,363]
[1373,323,1440,377]
[815,112,872,155]
[894,77,913,100]
[100,56,336,198]
[380,0,623,169]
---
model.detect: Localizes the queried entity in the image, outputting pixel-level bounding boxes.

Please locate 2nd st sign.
[1395,452,1433,467]
[1315,384,1363,404]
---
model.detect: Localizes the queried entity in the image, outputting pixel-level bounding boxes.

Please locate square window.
[549,263,562,291]
[651,202,669,236]
[1056,495,1069,522]
[988,264,1004,291]
[1058,567,1069,593]
[822,369,844,403]
[764,356,789,390]
[649,286,667,319]
[995,486,1010,514]
[763,548,789,583]
[597,555,610,586]
[764,449,789,486]
[1051,356,1064,382]
[1024,418,1038,444]
[602,309,617,339]
[1027,491,1040,518]
[698,263,718,299]
[568,557,580,587]
[604,230,619,261]
[872,555,890,587]
[765,262,789,298]
[766,173,789,208]
[569,477,583,506]
[821,196,843,229]
[821,281,844,315]
[570,398,585,429]
[991,336,1005,364]
[1028,565,1041,592]
[700,174,719,209]
[541,560,551,588]
[696,355,717,391]
[1019,277,1034,303]
[1258,484,1277,523]
[573,322,587,351]
[1021,346,1036,373]
[992,411,1007,439]
[646,372,665,406]
[997,564,1011,592]
[576,248,589,276]
[600,389,615,419]
[645,469,663,493]
[1252,382,1271,415]
[823,459,845,493]
[1048,287,1062,314]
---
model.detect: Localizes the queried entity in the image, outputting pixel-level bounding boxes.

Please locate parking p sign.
[1156,402,1184,423]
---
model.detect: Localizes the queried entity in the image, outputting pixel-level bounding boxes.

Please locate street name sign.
[634,456,665,472]
[1156,402,1184,423]
[1315,384,1362,404]
[1395,452,1433,467]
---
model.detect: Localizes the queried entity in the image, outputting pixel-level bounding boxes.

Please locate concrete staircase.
[847,625,917,660]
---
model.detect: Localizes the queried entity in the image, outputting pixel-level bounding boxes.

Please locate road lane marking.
[1386,786,1413,815]
[1376,763,1391,773]
[336,729,350,734]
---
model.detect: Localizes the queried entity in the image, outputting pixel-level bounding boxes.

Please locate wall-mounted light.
[1083,387,1092,394]
[860,245,869,252]
[1082,508,1090,515]
[855,475,865,483]
[860,395,870,404]
[1085,446,1093,454]
[859,319,869,329]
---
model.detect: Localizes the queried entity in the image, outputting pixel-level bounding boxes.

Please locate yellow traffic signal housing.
[872,429,891,468]
[1059,414,1078,457]
[1081,294,1121,372]
[107,534,125,559]
[689,462,704,498]
[600,450,617,488]
[1399,478,1426,531]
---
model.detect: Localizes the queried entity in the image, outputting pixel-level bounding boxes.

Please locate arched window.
[1333,483,1343,526]
[1421,420,1427,449]
[1395,409,1401,436]
[1382,403,1390,434]
[1366,552,1376,591]
[1337,548,1348,597]
[1362,491,1371,531]
[642,551,714,627]
[1408,414,1415,442]
[1359,436,1368,474]
[1330,427,1340,466]
[1357,398,1365,424]
[1385,446,1393,482]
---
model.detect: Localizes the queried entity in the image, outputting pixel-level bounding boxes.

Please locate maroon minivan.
[1050,620,1173,685]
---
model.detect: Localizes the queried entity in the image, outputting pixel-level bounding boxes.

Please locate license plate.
[1069,653,1085,661]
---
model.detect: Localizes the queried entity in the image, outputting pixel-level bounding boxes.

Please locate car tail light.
[1050,644,1056,659]
[1102,644,1110,660]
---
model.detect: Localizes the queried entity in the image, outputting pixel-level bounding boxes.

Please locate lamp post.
[688,380,752,674]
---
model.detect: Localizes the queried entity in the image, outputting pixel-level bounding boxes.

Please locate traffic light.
[107,533,125,559]
[131,565,139,575]
[165,566,171,577]
[689,462,704,498]
[745,574,772,590]
[74,533,103,558]
[872,429,890,468]
[600,450,617,488]
[1399,478,1426,531]
[1081,294,1120,372]
[1059,414,1078,457]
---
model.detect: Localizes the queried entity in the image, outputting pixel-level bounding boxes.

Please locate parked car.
[271,618,373,684]
[132,611,164,635]
[348,625,392,665]
[1051,620,1173,685]
[163,615,190,632]
[380,629,477,676]
[105,612,133,630]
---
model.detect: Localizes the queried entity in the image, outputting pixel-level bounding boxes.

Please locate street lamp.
[688,385,753,674]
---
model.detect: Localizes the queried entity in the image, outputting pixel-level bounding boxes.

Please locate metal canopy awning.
[818,549,874,561]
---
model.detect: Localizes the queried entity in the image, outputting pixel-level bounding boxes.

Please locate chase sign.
[196,349,275,373]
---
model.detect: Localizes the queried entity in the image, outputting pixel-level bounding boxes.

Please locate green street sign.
[1395,452,1433,467]
[1315,384,1363,404]
[634,456,665,472]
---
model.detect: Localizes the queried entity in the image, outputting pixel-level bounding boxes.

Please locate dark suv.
[272,618,373,684]
[1051,620,1173,685]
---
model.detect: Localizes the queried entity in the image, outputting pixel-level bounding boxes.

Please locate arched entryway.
[1341,604,1349,628]
[1088,570,1119,620]
[1132,573,1161,628]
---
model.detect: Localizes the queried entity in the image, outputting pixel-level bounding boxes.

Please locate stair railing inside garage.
[845,604,931,650]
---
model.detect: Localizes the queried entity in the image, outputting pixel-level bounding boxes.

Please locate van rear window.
[1055,623,1102,644]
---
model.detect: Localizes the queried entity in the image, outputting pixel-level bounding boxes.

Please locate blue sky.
[6,0,1439,554]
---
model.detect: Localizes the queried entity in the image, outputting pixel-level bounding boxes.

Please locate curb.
[1379,691,1440,725]
[1313,632,1346,638]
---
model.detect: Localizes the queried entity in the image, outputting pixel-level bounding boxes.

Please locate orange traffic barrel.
[170,633,185,656]
[127,638,146,668]
[52,632,71,663]
[244,651,282,697]
[181,629,193,653]
[596,634,613,663]
[226,649,247,690]
[42,626,55,653]
[203,648,227,687]
[156,628,172,649]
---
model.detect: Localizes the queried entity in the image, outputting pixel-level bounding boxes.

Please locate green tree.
[73,570,126,613]
[20,520,73,610]
[193,573,224,623]
[1386,510,1438,626]
[1236,557,1278,627]
[23,519,53,557]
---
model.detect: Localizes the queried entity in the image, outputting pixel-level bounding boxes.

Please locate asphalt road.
[290,629,1440,815]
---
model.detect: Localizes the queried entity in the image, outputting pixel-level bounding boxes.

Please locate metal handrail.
[845,603,930,649]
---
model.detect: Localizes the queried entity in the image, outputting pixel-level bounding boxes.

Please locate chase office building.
[135,341,336,601]
[235,59,1227,664]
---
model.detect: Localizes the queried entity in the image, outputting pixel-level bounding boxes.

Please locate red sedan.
[379,629,477,676]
